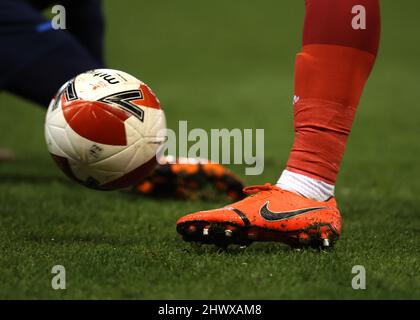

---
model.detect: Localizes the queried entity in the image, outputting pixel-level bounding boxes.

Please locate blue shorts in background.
[0,0,105,106]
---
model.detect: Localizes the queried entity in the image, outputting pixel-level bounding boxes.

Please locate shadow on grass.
[177,241,309,256]
[0,173,73,187]
[24,232,140,246]
[23,231,315,256]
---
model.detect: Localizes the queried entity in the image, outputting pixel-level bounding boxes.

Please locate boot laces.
[243,183,281,196]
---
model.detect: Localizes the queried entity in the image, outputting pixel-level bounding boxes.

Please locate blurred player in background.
[0,0,244,200]
[0,0,102,163]
[0,0,103,163]
[0,0,104,106]
[177,0,381,248]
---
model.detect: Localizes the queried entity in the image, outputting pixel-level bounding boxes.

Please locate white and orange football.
[44,69,166,190]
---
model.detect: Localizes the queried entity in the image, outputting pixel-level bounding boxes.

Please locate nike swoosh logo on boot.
[259,201,327,221]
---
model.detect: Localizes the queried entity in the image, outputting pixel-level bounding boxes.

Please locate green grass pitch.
[0,1,419,299]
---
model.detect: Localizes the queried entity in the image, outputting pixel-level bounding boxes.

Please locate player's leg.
[0,0,104,107]
[60,0,105,65]
[176,0,380,248]
[26,0,105,64]
[4,43,102,107]
[277,0,380,201]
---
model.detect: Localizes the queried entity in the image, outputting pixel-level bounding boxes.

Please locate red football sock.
[286,0,381,184]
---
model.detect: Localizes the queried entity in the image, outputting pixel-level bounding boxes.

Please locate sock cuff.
[276,169,335,202]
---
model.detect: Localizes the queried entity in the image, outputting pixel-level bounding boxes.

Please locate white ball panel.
[74,69,143,101]
[141,108,167,142]
[68,159,125,185]
[45,124,71,159]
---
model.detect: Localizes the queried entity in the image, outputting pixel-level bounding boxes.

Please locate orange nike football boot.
[176,184,342,248]
[132,157,245,201]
